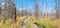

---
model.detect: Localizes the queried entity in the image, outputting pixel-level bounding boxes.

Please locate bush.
[34,22,56,28]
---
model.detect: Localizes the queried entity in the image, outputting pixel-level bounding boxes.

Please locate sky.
[0,0,56,13]
[15,0,56,13]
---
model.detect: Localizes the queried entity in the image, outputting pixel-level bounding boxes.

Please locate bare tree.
[0,3,2,17]
[1,0,16,21]
[46,0,48,17]
[35,0,39,19]
[55,0,60,19]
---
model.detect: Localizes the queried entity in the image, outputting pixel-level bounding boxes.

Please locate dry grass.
[0,16,60,28]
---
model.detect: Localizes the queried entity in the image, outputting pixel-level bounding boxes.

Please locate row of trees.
[17,0,60,19]
[0,0,60,20]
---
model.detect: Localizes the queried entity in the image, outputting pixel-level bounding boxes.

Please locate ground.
[0,16,60,28]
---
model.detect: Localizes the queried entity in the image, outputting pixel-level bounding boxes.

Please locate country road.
[21,18,40,28]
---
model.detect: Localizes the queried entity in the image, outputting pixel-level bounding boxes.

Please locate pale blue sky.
[16,0,56,12]
[0,0,55,12]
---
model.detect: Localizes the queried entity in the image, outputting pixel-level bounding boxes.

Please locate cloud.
[1,2,5,5]
[19,8,22,11]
